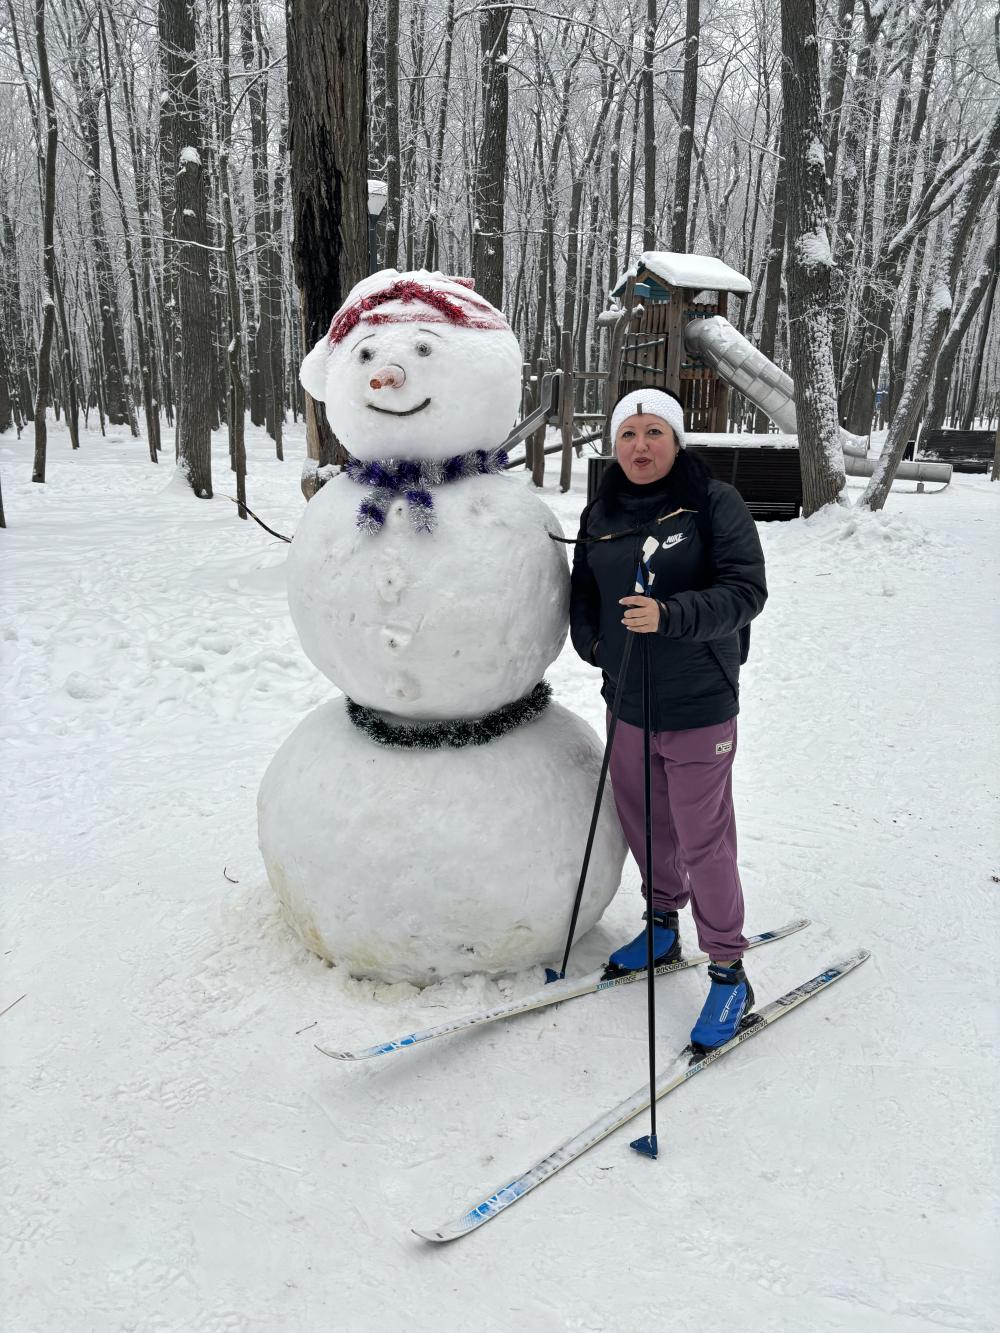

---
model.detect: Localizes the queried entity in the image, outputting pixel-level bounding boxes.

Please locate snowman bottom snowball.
[257,697,626,985]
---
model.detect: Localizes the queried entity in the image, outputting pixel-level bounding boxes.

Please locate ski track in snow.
[1,423,997,1332]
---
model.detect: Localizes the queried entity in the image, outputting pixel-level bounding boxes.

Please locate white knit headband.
[610,389,685,448]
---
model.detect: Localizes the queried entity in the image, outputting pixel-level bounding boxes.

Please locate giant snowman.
[258,270,625,985]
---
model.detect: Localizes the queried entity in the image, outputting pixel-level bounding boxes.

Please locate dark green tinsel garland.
[345,680,552,750]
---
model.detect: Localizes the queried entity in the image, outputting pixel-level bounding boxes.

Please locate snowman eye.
[358,346,374,363]
[416,341,432,357]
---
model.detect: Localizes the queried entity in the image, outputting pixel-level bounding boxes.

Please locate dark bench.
[587,446,802,520]
[913,429,994,474]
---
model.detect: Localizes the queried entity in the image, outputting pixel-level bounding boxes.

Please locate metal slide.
[683,315,867,457]
[683,315,951,483]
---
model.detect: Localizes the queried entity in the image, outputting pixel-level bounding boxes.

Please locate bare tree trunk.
[51,263,80,449]
[830,2,886,379]
[959,235,999,431]
[159,0,213,497]
[246,0,282,446]
[237,0,263,426]
[684,48,732,253]
[158,7,180,439]
[889,222,931,420]
[923,216,998,434]
[579,147,607,382]
[562,66,617,352]
[670,0,699,252]
[530,181,549,364]
[79,263,106,432]
[399,5,426,269]
[780,0,845,514]
[608,80,630,288]
[98,8,159,462]
[0,334,11,435]
[738,131,772,343]
[287,0,368,477]
[862,105,1000,509]
[121,17,165,446]
[369,0,387,182]
[32,0,58,485]
[0,208,32,427]
[529,37,555,361]
[472,3,510,306]
[625,79,640,266]
[202,65,228,441]
[824,0,856,190]
[70,30,133,432]
[219,0,246,516]
[642,0,657,249]
[754,119,787,431]
[422,0,455,271]
[528,24,585,359]
[382,0,401,269]
[840,2,952,432]
[270,119,288,460]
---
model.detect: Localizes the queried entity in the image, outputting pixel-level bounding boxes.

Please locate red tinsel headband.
[327,278,510,345]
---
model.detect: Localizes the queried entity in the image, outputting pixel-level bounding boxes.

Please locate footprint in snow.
[64,672,108,701]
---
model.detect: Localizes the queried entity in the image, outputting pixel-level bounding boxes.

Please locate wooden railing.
[517,330,608,491]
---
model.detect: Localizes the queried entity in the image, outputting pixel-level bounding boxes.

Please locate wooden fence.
[519,330,607,492]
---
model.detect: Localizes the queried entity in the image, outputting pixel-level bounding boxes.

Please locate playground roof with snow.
[612,251,752,297]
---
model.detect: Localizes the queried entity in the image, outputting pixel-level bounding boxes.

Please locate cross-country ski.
[415,950,870,1243]
[316,918,809,1062]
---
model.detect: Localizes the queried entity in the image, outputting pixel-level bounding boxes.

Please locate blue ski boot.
[690,960,755,1055]
[603,910,681,979]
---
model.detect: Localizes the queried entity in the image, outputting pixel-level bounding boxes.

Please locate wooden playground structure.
[505,251,956,513]
[508,253,763,493]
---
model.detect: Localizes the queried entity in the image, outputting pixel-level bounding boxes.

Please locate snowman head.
[300,270,523,461]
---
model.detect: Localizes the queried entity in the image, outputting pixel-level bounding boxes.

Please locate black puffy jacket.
[569,453,767,731]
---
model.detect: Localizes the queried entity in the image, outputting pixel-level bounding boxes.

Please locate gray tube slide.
[843,455,952,483]
[684,315,869,458]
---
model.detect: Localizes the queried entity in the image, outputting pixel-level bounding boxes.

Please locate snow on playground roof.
[613,251,752,296]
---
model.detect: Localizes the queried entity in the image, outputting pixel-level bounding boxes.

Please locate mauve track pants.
[607,715,749,961]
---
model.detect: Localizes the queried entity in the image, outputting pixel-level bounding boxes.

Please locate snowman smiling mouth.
[368,398,432,416]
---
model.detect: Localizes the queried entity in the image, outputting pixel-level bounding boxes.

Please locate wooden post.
[664,288,685,396]
[531,357,548,487]
[712,292,730,433]
[522,362,533,469]
[559,329,574,492]
[604,274,638,453]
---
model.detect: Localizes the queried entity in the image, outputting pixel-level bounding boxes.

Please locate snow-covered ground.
[2,421,997,1332]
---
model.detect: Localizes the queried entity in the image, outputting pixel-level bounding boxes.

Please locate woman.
[570,388,767,1051]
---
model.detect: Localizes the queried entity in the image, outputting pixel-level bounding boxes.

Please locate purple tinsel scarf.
[344,447,509,535]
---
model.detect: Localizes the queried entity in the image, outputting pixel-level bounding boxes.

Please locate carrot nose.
[369,365,406,390]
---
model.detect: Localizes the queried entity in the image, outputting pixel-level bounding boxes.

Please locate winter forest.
[3,0,999,1327]
[0,0,998,520]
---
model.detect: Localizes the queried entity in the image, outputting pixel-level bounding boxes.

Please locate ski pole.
[549,624,635,982]
[630,630,659,1160]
